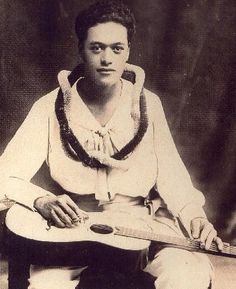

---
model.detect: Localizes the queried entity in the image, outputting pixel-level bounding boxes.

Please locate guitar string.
[116,226,236,255]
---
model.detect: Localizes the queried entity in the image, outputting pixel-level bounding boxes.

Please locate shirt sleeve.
[0,96,55,210]
[148,92,207,234]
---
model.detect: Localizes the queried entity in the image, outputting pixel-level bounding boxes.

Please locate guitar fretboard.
[115,226,236,258]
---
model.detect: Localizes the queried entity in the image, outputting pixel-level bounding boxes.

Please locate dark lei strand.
[55,66,149,169]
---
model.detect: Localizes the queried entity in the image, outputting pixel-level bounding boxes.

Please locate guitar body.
[5,204,151,269]
[4,204,236,268]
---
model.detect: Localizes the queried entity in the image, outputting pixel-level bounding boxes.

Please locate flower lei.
[55,65,148,169]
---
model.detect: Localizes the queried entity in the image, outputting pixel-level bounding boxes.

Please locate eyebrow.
[89,41,126,46]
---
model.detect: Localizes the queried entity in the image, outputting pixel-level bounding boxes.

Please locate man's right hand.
[34,194,88,228]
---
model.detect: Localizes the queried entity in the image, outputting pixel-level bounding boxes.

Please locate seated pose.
[0,1,223,289]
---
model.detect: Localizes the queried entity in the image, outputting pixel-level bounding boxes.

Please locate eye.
[90,45,102,54]
[112,46,124,54]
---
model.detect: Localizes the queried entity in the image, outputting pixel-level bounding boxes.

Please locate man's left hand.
[191,217,224,251]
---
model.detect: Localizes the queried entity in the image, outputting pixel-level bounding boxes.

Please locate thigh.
[144,216,214,289]
[28,265,86,289]
[145,247,214,289]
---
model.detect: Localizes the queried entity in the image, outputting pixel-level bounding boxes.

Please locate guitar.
[4,204,236,267]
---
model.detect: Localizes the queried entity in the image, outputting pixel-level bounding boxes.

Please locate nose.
[101,48,113,66]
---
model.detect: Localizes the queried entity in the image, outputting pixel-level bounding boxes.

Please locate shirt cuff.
[3,177,55,211]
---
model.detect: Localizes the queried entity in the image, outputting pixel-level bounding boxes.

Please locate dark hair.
[75,0,136,47]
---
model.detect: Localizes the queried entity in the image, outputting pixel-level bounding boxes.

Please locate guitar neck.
[115,226,236,258]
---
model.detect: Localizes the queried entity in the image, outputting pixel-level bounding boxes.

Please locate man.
[0,1,223,288]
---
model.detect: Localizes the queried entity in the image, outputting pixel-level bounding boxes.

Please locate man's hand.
[191,217,223,251]
[34,194,88,228]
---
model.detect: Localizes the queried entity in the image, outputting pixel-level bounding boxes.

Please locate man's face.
[82,21,130,88]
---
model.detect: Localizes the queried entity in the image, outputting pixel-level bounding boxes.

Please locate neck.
[77,78,122,107]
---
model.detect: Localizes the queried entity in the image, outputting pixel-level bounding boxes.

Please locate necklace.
[55,65,148,168]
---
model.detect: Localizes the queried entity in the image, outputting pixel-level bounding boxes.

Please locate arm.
[0,93,88,227]
[0,97,53,210]
[149,93,223,249]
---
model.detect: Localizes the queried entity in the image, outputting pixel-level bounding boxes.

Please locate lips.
[97,68,115,73]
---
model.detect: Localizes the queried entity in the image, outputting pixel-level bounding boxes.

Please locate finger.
[59,203,80,222]
[73,209,89,224]
[199,223,213,245]
[50,210,66,228]
[53,206,73,227]
[191,219,201,239]
[205,228,217,250]
[64,196,80,214]
[56,195,80,218]
[66,197,89,220]
[214,236,224,251]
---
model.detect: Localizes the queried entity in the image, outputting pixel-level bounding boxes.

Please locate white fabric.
[28,266,85,289]
[146,248,213,289]
[0,64,206,233]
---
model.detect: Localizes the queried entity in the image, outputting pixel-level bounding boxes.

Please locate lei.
[55,65,148,168]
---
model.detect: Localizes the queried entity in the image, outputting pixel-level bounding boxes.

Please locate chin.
[95,77,119,88]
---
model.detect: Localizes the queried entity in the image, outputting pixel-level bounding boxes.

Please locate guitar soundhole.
[90,224,113,234]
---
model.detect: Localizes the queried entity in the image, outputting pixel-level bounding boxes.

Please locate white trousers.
[28,249,213,289]
[28,209,214,289]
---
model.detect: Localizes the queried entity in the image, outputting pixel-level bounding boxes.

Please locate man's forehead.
[86,22,128,45]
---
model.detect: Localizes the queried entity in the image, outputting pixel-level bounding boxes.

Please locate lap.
[29,249,213,289]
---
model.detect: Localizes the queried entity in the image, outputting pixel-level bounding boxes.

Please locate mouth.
[97,68,116,75]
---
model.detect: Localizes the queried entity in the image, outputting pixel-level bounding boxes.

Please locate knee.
[28,277,78,289]
[28,266,79,289]
[146,247,213,289]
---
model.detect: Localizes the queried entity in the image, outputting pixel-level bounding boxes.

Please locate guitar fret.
[115,226,236,257]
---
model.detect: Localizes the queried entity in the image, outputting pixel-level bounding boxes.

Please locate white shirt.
[0,64,206,232]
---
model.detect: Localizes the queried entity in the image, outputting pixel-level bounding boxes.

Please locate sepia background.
[1,0,236,241]
[1,0,236,288]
